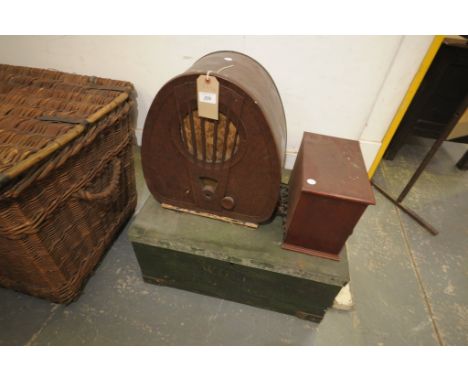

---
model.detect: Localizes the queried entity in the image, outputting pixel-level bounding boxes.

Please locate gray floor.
[0,137,466,345]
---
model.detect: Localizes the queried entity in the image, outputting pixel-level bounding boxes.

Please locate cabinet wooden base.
[281,243,341,261]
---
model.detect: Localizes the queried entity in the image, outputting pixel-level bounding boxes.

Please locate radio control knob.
[221,196,235,210]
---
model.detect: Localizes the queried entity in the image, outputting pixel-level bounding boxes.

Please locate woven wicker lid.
[0,64,134,190]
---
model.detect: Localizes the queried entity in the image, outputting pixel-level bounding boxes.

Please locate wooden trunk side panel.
[133,242,341,322]
[128,196,351,286]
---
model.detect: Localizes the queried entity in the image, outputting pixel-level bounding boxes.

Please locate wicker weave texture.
[0,64,137,303]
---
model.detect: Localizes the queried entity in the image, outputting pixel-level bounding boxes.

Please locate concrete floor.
[0,137,466,345]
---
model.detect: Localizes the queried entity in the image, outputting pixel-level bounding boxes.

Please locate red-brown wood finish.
[283,132,375,260]
[142,51,286,223]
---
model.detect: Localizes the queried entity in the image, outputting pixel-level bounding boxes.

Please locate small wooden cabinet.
[283,132,375,261]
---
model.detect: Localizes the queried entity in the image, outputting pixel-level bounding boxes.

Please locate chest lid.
[0,64,134,191]
[298,132,375,205]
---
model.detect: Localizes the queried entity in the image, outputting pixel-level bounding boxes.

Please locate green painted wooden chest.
[129,196,350,322]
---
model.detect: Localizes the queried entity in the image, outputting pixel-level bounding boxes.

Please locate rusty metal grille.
[181,110,239,164]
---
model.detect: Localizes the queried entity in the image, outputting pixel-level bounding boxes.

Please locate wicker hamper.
[0,64,137,303]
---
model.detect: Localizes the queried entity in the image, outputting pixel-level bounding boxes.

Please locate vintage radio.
[141,51,286,224]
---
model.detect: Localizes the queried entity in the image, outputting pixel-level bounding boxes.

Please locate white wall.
[0,35,433,169]
[359,36,433,167]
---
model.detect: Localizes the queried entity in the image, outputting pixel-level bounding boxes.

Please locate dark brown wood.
[456,149,468,169]
[385,37,468,160]
[283,132,375,260]
[371,181,438,236]
[141,51,287,224]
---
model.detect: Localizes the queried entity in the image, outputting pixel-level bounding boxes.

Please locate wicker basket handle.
[73,158,121,202]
